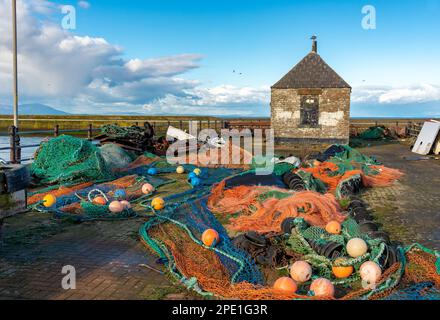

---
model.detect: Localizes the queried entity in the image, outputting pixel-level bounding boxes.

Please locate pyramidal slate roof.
[272,51,351,89]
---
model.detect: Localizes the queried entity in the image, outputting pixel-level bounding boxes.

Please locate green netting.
[327,145,381,173]
[31,135,112,185]
[359,126,386,140]
[295,170,328,193]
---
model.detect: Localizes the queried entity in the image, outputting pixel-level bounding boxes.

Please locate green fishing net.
[31,135,112,185]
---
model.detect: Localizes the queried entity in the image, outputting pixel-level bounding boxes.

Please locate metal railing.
[1,124,98,164]
[0,120,229,164]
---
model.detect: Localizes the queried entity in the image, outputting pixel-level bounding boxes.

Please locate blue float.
[189,176,202,187]
[147,167,158,175]
[188,172,197,179]
[114,189,127,199]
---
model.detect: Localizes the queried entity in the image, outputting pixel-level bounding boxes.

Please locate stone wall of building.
[271,87,351,143]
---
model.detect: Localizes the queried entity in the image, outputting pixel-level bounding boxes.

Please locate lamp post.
[12,0,19,128]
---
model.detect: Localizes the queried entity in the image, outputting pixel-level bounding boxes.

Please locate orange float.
[359,261,382,284]
[109,201,124,213]
[93,196,107,206]
[142,183,155,195]
[151,197,165,210]
[273,277,297,294]
[201,229,220,247]
[43,194,57,208]
[290,261,312,283]
[332,258,354,279]
[310,278,334,297]
[120,200,131,209]
[325,221,342,235]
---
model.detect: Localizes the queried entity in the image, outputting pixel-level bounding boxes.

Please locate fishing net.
[140,197,332,300]
[31,135,112,185]
[207,181,345,233]
[171,141,252,170]
[139,147,438,300]
[141,198,440,300]
[359,126,386,140]
[294,145,403,198]
[27,135,439,300]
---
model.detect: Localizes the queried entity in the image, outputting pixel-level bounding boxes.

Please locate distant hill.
[0,103,69,115]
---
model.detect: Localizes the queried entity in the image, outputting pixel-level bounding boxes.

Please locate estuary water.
[0,136,43,163]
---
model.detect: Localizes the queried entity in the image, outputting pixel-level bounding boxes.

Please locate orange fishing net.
[208,181,345,233]
[148,223,331,300]
[101,175,138,188]
[28,182,94,205]
[362,165,405,187]
[297,162,403,193]
[172,141,252,170]
[116,155,161,172]
[147,223,440,300]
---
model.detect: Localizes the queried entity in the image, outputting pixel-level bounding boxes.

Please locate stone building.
[271,37,351,145]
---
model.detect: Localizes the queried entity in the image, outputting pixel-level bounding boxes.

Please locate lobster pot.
[1,165,30,218]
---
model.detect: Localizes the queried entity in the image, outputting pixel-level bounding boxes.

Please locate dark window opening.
[300,95,319,127]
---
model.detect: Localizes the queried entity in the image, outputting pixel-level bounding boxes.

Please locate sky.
[0,0,439,117]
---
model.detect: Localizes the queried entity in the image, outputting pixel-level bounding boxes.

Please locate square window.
[300,95,319,127]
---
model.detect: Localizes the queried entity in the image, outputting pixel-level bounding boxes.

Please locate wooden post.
[54,124,59,137]
[9,126,17,164]
[179,120,183,130]
[207,120,210,131]
[88,124,93,140]
[9,126,21,164]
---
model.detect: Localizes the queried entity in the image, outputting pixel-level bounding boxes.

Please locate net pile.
[28,175,156,221]
[171,141,253,170]
[31,135,112,185]
[207,181,345,233]
[141,193,440,300]
[139,145,438,300]
[294,145,404,198]
[28,136,241,221]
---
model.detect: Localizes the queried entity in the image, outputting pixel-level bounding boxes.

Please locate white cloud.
[78,1,91,9]
[0,0,267,115]
[353,84,440,105]
[143,85,270,116]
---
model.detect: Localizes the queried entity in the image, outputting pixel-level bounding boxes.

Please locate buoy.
[290,261,312,283]
[359,261,382,284]
[43,194,57,208]
[120,200,131,209]
[176,166,185,174]
[151,197,165,210]
[193,168,202,176]
[188,172,197,180]
[93,196,107,206]
[202,229,220,247]
[273,277,297,294]
[114,189,126,199]
[147,167,158,175]
[141,183,155,195]
[310,278,334,297]
[109,201,124,213]
[332,258,354,279]
[346,238,368,258]
[325,221,342,235]
[190,176,201,187]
